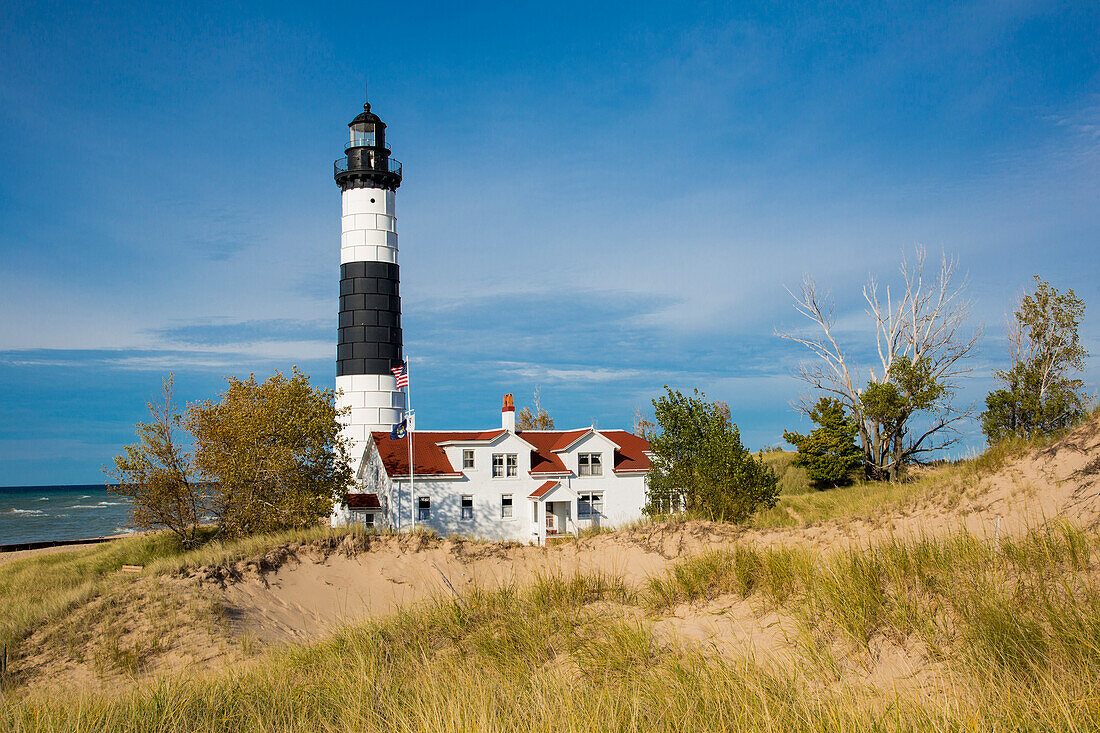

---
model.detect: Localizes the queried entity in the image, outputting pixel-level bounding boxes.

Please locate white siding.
[334,431,648,543]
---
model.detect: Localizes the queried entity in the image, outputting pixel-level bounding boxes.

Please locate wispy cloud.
[150,318,331,346]
[0,345,331,372]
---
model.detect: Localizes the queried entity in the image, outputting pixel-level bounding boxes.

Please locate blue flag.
[390,419,407,440]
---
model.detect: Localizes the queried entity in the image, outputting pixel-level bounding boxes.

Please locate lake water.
[0,484,133,545]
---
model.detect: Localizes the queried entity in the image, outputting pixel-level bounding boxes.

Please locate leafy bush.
[187,368,353,537]
[644,387,779,521]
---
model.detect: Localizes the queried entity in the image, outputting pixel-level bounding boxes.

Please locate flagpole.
[406,358,414,530]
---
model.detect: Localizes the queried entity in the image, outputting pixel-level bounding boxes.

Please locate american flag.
[391,361,408,389]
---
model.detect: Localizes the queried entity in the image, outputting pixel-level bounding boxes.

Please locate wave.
[70,501,126,509]
[7,509,46,516]
[38,497,49,501]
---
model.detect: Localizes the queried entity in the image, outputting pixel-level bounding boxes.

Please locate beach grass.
[4,524,1100,730]
[0,525,368,671]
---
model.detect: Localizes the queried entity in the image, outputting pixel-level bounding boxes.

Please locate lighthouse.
[334,99,405,477]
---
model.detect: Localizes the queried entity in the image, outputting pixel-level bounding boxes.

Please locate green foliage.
[783,398,863,487]
[644,387,779,521]
[859,356,947,481]
[104,375,206,549]
[186,368,352,538]
[860,357,945,433]
[982,277,1088,443]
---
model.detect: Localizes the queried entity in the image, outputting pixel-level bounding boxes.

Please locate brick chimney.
[502,393,515,431]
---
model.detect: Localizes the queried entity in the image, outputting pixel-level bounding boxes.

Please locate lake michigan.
[0,485,133,545]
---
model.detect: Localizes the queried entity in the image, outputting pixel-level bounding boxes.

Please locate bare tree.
[516,386,555,430]
[778,247,980,481]
[106,375,207,548]
[632,407,655,437]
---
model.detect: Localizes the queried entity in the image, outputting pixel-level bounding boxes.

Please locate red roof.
[370,429,651,478]
[521,430,586,474]
[370,431,483,477]
[529,480,559,498]
[347,493,382,509]
[605,431,653,473]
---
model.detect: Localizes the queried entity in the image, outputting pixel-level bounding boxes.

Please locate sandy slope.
[216,533,673,644]
[208,417,1100,645]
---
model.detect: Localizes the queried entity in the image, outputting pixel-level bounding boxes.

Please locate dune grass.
[646,521,1100,712]
[753,444,1031,529]
[753,449,929,528]
[3,431,1096,729]
[5,528,1100,731]
[2,575,895,732]
[0,525,368,670]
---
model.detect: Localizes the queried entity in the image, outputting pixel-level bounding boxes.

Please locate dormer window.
[578,453,602,476]
[492,453,518,478]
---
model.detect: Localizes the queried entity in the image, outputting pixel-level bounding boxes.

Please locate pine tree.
[783,398,863,487]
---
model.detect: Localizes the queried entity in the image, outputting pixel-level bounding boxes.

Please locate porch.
[529,481,577,545]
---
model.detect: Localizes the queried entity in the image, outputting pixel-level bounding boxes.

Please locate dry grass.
[646,521,1100,717]
[5,530,1100,731]
[0,525,368,677]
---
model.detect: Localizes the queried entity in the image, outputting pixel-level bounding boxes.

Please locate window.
[417,496,431,521]
[493,453,518,478]
[579,453,603,476]
[501,494,513,519]
[463,449,475,469]
[362,513,375,528]
[461,495,473,520]
[578,493,603,519]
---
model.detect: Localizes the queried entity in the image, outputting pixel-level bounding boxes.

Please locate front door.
[545,505,557,534]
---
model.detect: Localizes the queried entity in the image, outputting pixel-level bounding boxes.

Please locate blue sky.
[1,0,1098,485]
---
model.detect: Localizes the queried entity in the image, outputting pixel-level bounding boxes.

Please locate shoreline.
[0,535,119,554]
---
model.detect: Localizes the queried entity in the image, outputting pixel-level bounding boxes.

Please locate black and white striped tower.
[334,98,404,476]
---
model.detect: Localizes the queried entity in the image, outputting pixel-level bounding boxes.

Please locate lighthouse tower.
[334,99,405,476]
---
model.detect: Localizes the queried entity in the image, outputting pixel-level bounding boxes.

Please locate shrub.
[644,387,779,521]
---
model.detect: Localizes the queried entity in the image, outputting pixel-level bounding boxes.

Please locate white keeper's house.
[333,395,653,544]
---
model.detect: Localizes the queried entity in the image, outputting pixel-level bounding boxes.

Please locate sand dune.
[14,417,1100,694]
[210,418,1100,648]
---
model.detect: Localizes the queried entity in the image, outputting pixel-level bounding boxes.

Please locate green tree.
[105,376,206,549]
[644,387,779,521]
[187,368,352,538]
[783,398,863,486]
[858,356,947,481]
[780,248,978,481]
[981,277,1088,443]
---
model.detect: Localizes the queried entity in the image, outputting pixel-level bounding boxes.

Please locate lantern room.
[335,101,402,191]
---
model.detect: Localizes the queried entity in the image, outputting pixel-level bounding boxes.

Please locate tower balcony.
[335,156,402,177]
[334,155,403,191]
